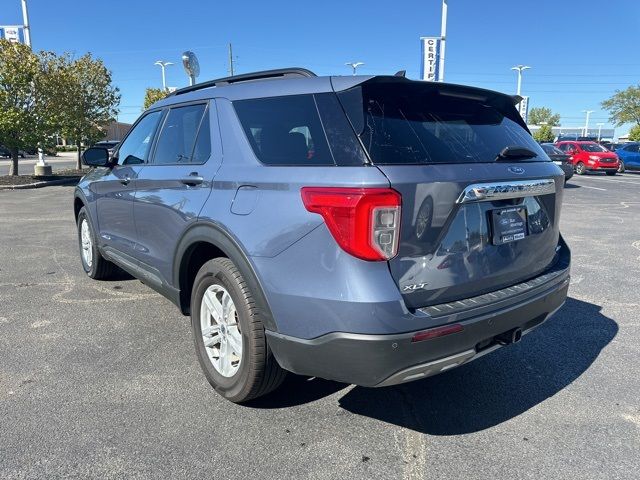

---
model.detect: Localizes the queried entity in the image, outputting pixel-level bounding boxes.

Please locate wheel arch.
[73,192,86,222]
[173,222,278,331]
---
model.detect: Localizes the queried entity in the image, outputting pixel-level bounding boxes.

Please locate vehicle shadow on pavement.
[564,183,580,189]
[337,296,617,435]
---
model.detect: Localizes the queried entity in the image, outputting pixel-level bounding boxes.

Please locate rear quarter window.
[234,95,335,166]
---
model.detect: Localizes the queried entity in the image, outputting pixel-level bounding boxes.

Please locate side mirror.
[82,147,111,167]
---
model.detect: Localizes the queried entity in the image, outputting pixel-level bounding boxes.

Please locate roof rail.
[168,67,317,97]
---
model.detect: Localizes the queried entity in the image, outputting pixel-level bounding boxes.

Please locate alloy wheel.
[200,284,242,377]
[80,219,93,268]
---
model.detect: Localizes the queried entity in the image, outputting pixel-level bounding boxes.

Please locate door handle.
[181,172,204,186]
[120,175,131,186]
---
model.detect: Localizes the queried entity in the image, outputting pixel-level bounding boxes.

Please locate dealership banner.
[420,37,441,81]
[1,26,20,43]
[517,96,530,123]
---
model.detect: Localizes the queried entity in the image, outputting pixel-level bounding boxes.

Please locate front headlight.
[589,155,600,161]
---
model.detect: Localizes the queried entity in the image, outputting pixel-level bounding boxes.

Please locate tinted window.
[624,144,639,152]
[338,82,547,165]
[117,111,163,165]
[191,108,211,164]
[234,95,334,166]
[558,143,573,152]
[153,104,207,164]
[580,142,607,153]
[541,144,564,155]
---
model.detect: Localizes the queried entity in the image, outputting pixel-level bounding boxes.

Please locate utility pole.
[345,62,364,75]
[438,0,447,82]
[20,0,31,47]
[582,110,594,137]
[511,65,530,95]
[597,122,604,141]
[154,61,173,91]
[228,43,234,76]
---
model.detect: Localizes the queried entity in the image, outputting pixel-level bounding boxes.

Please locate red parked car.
[555,141,620,175]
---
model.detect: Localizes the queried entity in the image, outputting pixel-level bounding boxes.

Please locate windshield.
[580,143,607,152]
[338,81,547,165]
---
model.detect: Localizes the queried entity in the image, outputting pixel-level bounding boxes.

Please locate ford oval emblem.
[508,166,525,174]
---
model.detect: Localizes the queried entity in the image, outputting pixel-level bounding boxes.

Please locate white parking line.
[573,174,640,186]
[575,184,607,191]
[601,178,640,185]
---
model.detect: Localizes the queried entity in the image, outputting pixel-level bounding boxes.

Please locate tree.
[0,40,58,175]
[533,124,555,143]
[601,85,640,127]
[628,125,640,141]
[144,87,168,109]
[57,54,120,169]
[528,107,560,126]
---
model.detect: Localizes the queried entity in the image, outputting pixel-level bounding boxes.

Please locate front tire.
[575,162,586,175]
[191,257,286,403]
[617,161,625,173]
[77,207,117,279]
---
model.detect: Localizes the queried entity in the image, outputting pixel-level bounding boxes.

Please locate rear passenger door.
[132,101,221,286]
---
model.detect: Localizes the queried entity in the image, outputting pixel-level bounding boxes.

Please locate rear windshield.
[541,144,564,155]
[338,81,547,165]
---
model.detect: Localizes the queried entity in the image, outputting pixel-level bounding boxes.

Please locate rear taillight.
[300,187,401,261]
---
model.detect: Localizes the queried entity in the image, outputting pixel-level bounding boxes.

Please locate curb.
[0,177,80,191]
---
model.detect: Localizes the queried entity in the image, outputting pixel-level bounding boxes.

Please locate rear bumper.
[560,164,574,179]
[267,246,570,387]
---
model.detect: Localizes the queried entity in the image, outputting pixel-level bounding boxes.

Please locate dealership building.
[528,125,616,141]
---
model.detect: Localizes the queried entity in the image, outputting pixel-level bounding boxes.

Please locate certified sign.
[420,37,441,82]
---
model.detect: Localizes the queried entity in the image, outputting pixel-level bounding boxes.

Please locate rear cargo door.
[336,78,565,309]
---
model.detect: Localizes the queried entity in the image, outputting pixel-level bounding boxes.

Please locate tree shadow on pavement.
[337,297,617,435]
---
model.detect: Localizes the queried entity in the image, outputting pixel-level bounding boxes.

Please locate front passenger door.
[94,110,164,259]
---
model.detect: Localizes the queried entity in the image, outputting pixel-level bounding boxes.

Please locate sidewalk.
[0,151,81,176]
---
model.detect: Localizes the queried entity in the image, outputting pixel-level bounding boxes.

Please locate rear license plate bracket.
[491,206,528,245]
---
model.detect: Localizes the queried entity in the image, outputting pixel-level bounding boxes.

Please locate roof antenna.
[394,70,406,77]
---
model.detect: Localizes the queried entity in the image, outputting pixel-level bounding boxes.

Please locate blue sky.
[4,0,639,136]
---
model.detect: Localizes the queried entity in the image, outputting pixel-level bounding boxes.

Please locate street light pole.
[438,0,447,82]
[511,65,530,95]
[582,110,594,137]
[596,122,604,141]
[20,0,31,47]
[154,61,173,91]
[345,62,364,75]
[20,0,50,173]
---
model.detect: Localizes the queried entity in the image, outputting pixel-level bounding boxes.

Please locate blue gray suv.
[74,68,570,402]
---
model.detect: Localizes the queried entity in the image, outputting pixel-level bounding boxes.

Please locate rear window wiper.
[495,145,537,162]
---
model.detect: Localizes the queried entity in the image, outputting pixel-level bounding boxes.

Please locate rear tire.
[191,257,286,403]
[575,162,586,175]
[77,207,118,279]
[605,171,617,176]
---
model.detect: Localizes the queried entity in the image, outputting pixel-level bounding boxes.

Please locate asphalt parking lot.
[1,172,639,480]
